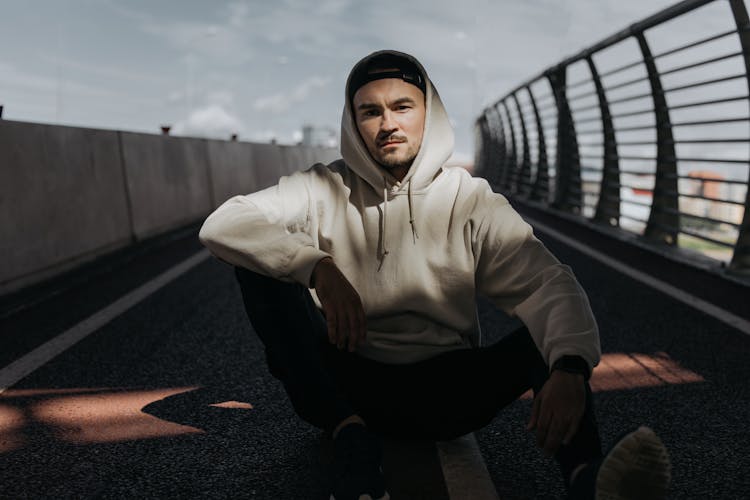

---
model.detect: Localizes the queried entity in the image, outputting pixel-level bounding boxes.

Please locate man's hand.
[311,257,367,352]
[526,370,585,456]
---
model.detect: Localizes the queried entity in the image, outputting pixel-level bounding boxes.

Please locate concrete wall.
[207,139,256,205]
[0,119,339,295]
[121,132,214,240]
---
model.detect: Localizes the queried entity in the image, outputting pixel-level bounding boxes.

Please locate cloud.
[206,90,234,107]
[3,0,722,162]
[36,53,168,85]
[0,61,115,98]
[253,76,332,112]
[171,104,244,139]
[100,0,153,24]
[227,1,250,28]
[167,90,185,103]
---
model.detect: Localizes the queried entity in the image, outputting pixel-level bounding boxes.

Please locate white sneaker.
[595,426,671,500]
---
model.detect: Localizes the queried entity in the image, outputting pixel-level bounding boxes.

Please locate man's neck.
[388,166,409,181]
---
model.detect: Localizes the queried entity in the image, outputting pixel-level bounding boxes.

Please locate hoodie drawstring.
[381,177,390,259]
[408,178,419,244]
[379,177,420,267]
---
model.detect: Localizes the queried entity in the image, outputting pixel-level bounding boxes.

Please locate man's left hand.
[526,370,585,456]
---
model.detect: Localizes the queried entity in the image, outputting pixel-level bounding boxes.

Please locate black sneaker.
[569,426,671,500]
[329,423,390,500]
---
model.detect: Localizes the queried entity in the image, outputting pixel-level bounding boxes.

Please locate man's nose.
[380,110,398,132]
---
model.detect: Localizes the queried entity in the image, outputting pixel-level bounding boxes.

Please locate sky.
[0,0,721,163]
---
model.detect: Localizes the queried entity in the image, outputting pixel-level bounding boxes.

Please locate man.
[199,50,671,500]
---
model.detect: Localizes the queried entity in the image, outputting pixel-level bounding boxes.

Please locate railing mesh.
[475,0,750,273]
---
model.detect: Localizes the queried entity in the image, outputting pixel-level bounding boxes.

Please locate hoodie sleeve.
[198,169,331,287]
[473,190,601,373]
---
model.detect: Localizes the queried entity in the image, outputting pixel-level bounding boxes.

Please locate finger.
[358,304,367,346]
[333,309,347,350]
[544,419,565,456]
[326,309,337,345]
[339,308,353,350]
[562,414,581,445]
[347,309,360,352]
[527,395,541,430]
[535,405,553,450]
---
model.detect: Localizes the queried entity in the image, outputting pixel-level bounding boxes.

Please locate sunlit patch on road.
[0,403,25,452]
[209,401,253,409]
[590,351,705,392]
[520,351,705,399]
[0,386,208,451]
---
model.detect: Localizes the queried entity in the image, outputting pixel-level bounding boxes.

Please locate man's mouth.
[379,139,404,147]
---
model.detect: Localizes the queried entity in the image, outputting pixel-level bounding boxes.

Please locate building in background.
[301,124,338,148]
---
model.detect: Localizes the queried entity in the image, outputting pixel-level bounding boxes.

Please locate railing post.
[636,32,679,245]
[488,106,507,189]
[500,100,518,194]
[526,85,550,202]
[484,106,505,190]
[475,115,489,178]
[547,65,582,213]
[511,93,532,197]
[586,54,621,226]
[729,0,750,272]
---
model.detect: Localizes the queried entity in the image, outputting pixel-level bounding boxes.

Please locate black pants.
[235,267,602,481]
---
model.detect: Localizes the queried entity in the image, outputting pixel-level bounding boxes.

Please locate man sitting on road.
[199,49,671,500]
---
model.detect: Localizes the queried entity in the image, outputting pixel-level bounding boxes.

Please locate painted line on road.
[0,249,211,394]
[525,215,750,336]
[437,433,500,500]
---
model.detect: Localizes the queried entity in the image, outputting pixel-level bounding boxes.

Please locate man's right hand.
[311,257,367,352]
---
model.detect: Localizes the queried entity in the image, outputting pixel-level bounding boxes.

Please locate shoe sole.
[596,426,671,500]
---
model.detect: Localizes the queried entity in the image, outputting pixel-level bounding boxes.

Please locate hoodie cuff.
[551,355,592,381]
[288,246,332,288]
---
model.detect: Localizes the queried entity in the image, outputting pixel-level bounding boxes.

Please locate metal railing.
[475,0,750,274]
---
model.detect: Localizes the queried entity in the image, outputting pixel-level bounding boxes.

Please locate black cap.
[348,53,426,104]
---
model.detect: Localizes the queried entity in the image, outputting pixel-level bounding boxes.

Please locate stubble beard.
[374,143,419,171]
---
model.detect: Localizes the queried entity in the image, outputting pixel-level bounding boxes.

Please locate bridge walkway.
[1,213,748,499]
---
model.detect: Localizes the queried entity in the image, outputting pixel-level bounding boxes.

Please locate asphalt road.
[0,226,447,500]
[1,217,749,499]
[476,215,750,499]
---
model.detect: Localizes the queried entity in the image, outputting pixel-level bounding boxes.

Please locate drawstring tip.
[377,250,389,272]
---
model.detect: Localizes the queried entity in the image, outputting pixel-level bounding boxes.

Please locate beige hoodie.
[199,50,601,370]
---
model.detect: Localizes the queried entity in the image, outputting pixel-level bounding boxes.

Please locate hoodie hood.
[340,50,455,194]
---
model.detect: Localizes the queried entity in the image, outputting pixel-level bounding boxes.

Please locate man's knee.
[234,266,307,305]
[234,266,271,290]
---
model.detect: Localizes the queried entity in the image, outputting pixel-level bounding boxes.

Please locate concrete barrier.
[0,120,131,294]
[250,142,286,191]
[280,144,310,178]
[206,140,256,203]
[314,146,341,165]
[0,119,339,296]
[120,132,214,240]
[208,143,341,204]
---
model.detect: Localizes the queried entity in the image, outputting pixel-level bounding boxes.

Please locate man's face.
[352,77,426,175]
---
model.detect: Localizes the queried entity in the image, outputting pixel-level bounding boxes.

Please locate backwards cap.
[348,53,426,104]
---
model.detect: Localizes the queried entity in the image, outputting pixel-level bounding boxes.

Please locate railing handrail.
[494,0,718,106]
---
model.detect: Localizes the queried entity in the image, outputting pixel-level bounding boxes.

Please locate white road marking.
[524,215,750,336]
[0,249,211,394]
[438,433,500,500]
